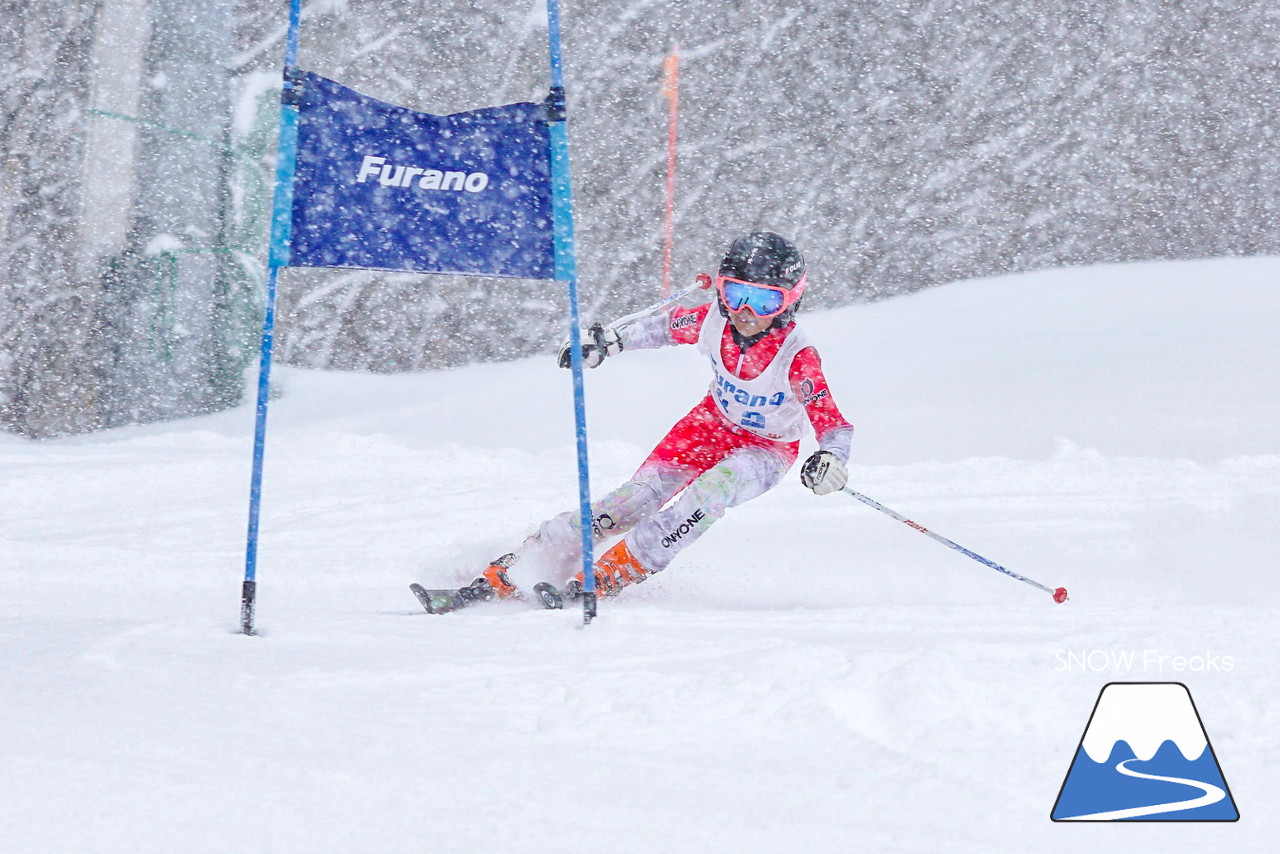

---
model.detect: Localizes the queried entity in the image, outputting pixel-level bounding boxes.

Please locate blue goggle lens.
[720,279,787,317]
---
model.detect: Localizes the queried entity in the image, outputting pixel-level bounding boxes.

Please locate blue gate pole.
[545,0,597,625]
[241,0,303,635]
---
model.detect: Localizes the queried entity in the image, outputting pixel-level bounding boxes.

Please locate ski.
[409,580,567,614]
[409,583,484,615]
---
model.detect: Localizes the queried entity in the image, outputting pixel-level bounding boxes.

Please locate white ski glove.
[800,450,848,496]
[558,323,622,369]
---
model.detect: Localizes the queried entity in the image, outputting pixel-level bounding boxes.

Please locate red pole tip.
[1053,587,1069,604]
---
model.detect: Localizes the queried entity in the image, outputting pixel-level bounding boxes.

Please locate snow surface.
[1,257,1277,852]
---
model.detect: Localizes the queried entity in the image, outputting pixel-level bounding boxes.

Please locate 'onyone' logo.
[671,314,699,330]
[356,155,490,193]
[799,377,830,405]
[661,509,706,548]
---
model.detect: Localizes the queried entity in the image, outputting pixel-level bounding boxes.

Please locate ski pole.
[605,274,712,330]
[842,487,1069,603]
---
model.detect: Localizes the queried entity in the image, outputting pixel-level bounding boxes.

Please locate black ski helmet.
[716,232,807,325]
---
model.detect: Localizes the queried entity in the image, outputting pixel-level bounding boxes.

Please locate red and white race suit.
[519,300,854,580]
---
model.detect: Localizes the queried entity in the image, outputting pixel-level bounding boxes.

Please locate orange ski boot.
[563,540,653,599]
[468,553,522,601]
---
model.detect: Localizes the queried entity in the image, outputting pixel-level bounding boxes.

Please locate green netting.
[89,95,276,400]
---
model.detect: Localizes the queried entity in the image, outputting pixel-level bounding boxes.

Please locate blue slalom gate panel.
[288,71,554,280]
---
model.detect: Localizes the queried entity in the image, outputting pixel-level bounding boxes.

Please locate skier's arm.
[789,346,853,462]
[790,346,853,495]
[558,303,709,369]
[615,303,710,350]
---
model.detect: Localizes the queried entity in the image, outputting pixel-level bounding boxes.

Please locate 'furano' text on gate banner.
[286,71,554,279]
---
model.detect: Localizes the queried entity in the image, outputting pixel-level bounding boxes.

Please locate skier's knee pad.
[593,477,665,536]
[696,448,788,510]
[682,464,737,516]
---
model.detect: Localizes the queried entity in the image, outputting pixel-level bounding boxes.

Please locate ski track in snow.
[0,258,1277,852]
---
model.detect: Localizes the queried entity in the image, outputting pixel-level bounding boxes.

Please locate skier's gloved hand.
[557,323,622,369]
[800,450,848,496]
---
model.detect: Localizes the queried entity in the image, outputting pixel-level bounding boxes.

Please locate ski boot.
[466,553,522,602]
[562,540,653,600]
[409,554,522,614]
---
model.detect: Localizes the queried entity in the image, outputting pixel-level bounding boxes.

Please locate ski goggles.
[715,272,807,319]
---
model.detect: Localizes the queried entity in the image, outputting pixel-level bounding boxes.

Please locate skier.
[472,232,853,605]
